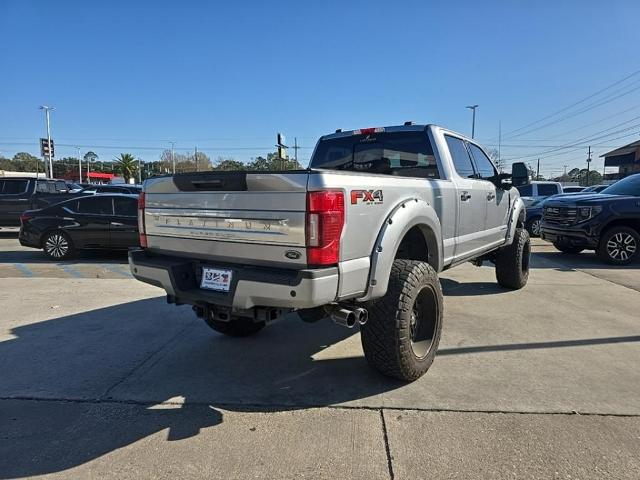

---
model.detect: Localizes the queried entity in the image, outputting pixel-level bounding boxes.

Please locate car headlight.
[576,205,602,223]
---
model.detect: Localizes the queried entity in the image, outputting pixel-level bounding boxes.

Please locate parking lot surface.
[0,234,639,479]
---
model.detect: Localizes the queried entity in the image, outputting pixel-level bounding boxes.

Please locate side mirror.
[511,162,530,187]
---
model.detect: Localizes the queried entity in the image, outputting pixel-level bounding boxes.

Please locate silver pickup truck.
[129,124,531,381]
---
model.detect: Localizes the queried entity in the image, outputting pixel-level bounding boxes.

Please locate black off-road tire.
[597,226,639,265]
[204,316,265,337]
[553,243,584,254]
[495,227,530,289]
[42,230,75,261]
[360,259,443,382]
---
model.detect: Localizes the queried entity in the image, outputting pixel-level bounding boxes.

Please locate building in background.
[601,140,640,181]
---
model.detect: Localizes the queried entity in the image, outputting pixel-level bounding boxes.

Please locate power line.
[501,68,640,138]
[504,80,640,140]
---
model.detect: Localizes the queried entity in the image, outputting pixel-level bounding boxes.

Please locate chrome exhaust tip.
[354,308,368,325]
[329,308,357,328]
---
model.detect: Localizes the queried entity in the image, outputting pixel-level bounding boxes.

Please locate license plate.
[200,267,233,292]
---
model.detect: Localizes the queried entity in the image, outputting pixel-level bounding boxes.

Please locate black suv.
[540,173,640,264]
[0,177,73,227]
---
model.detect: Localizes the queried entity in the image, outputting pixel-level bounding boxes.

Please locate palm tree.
[114,153,138,183]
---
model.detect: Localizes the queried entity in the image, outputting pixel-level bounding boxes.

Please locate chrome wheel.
[606,232,637,262]
[531,219,541,236]
[44,233,69,259]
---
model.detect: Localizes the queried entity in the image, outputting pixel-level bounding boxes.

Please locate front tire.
[42,231,74,260]
[361,259,443,382]
[526,217,541,237]
[597,226,639,265]
[495,227,530,289]
[204,316,265,337]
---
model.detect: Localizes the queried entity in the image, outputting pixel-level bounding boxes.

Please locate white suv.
[517,181,563,207]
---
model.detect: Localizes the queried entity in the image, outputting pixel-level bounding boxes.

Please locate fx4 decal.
[351,189,383,205]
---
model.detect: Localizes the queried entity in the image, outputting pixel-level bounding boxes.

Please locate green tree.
[215,157,246,171]
[114,153,138,183]
[248,152,302,171]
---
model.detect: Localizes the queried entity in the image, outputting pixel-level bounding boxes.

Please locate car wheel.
[360,259,444,382]
[553,243,584,254]
[526,217,542,237]
[204,316,265,337]
[495,227,531,289]
[597,226,639,265]
[42,231,74,260]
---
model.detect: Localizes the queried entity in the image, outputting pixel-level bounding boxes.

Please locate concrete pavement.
[0,236,639,479]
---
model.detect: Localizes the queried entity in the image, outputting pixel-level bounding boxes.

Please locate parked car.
[79,184,142,195]
[581,184,609,193]
[0,177,75,227]
[66,182,84,193]
[540,173,640,264]
[562,186,585,193]
[516,181,563,207]
[19,194,139,260]
[129,123,531,382]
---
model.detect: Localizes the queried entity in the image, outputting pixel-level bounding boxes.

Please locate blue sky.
[1,0,639,176]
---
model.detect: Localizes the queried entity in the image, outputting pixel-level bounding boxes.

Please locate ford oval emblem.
[285,250,301,260]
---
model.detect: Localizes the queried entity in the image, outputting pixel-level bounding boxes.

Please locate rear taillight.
[20,213,32,224]
[138,192,147,248]
[306,190,345,267]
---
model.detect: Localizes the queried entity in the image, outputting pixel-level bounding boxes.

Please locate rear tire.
[42,231,74,260]
[553,243,584,254]
[495,228,530,289]
[204,316,265,337]
[360,259,443,382]
[597,226,639,265]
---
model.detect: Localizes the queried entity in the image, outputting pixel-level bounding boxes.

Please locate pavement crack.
[379,410,395,480]
[98,322,193,400]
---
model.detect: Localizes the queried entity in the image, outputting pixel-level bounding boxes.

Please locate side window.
[77,197,114,215]
[113,197,137,216]
[517,185,533,196]
[537,184,560,196]
[468,144,497,179]
[55,181,67,192]
[1,179,29,194]
[445,135,476,179]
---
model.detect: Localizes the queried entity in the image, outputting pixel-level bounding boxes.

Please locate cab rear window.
[310,131,440,179]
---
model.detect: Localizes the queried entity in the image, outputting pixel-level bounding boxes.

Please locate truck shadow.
[0,297,403,478]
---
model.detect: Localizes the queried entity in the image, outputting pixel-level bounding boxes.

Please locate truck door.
[444,135,487,258]
[467,143,510,246]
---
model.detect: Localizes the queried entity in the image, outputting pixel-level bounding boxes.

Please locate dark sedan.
[19,194,139,260]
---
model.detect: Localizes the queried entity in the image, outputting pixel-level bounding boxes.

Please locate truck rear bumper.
[128,249,339,310]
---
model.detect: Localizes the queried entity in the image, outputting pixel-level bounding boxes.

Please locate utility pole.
[498,121,502,170]
[169,141,176,174]
[466,105,478,139]
[586,146,592,187]
[563,165,568,183]
[138,157,142,184]
[194,147,198,171]
[39,105,54,178]
[293,137,299,165]
[536,158,540,181]
[76,147,82,183]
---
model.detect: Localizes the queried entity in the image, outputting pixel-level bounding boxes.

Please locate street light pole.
[39,105,54,178]
[169,141,176,174]
[466,105,478,139]
[76,147,82,183]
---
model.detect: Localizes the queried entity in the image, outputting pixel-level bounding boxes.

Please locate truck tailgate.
[143,171,310,268]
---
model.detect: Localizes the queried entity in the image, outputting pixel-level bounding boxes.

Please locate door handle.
[460,192,472,201]
[487,192,496,201]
